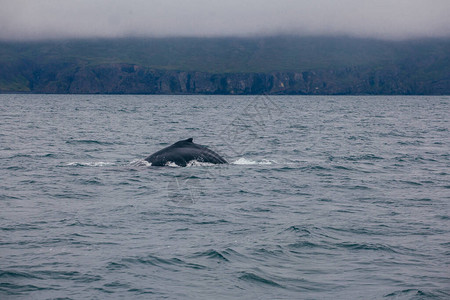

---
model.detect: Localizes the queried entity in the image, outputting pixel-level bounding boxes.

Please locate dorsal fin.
[174,138,193,146]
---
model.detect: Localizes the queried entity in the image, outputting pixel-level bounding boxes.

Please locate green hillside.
[0,36,449,94]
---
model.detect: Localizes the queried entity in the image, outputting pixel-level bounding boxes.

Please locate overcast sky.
[1,0,449,40]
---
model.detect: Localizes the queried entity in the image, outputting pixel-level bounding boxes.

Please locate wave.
[185,161,216,167]
[130,158,276,167]
[0,270,40,280]
[129,159,152,167]
[192,249,230,262]
[65,139,115,145]
[232,158,275,165]
[384,289,447,299]
[166,158,276,167]
[121,255,206,270]
[161,161,214,167]
[129,159,220,167]
[336,242,398,252]
[238,272,284,288]
[68,157,384,168]
[65,161,116,167]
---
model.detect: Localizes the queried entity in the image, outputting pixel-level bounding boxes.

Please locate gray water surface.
[1,94,449,299]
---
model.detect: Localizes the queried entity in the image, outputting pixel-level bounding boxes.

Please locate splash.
[66,161,115,167]
[232,158,275,165]
[129,159,152,167]
[166,160,217,167]
[186,160,216,167]
[165,161,180,167]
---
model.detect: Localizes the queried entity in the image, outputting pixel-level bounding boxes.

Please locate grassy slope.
[2,36,448,71]
[0,36,449,91]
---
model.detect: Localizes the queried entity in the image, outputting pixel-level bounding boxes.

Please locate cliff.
[1,36,449,94]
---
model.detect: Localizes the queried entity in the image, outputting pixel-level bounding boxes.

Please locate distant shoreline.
[1,92,448,96]
[1,36,449,95]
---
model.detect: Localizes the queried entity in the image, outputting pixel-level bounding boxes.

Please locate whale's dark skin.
[145,138,228,167]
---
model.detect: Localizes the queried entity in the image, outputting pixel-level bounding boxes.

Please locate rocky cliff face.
[1,62,449,95]
[1,37,449,94]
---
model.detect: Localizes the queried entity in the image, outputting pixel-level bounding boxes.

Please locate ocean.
[1,94,449,299]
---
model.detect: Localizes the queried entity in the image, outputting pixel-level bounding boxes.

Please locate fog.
[1,0,449,40]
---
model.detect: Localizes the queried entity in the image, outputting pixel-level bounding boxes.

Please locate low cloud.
[1,0,449,40]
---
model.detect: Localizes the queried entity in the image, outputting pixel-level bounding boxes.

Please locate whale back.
[145,138,227,166]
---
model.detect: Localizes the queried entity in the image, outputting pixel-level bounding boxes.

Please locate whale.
[145,138,228,167]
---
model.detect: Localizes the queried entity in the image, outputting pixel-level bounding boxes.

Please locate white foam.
[163,160,215,167]
[129,159,152,167]
[66,161,115,167]
[186,160,216,167]
[232,158,275,165]
[165,161,180,167]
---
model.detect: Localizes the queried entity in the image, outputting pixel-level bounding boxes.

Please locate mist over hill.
[0,36,449,94]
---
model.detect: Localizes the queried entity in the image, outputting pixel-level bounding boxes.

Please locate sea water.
[1,94,449,299]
